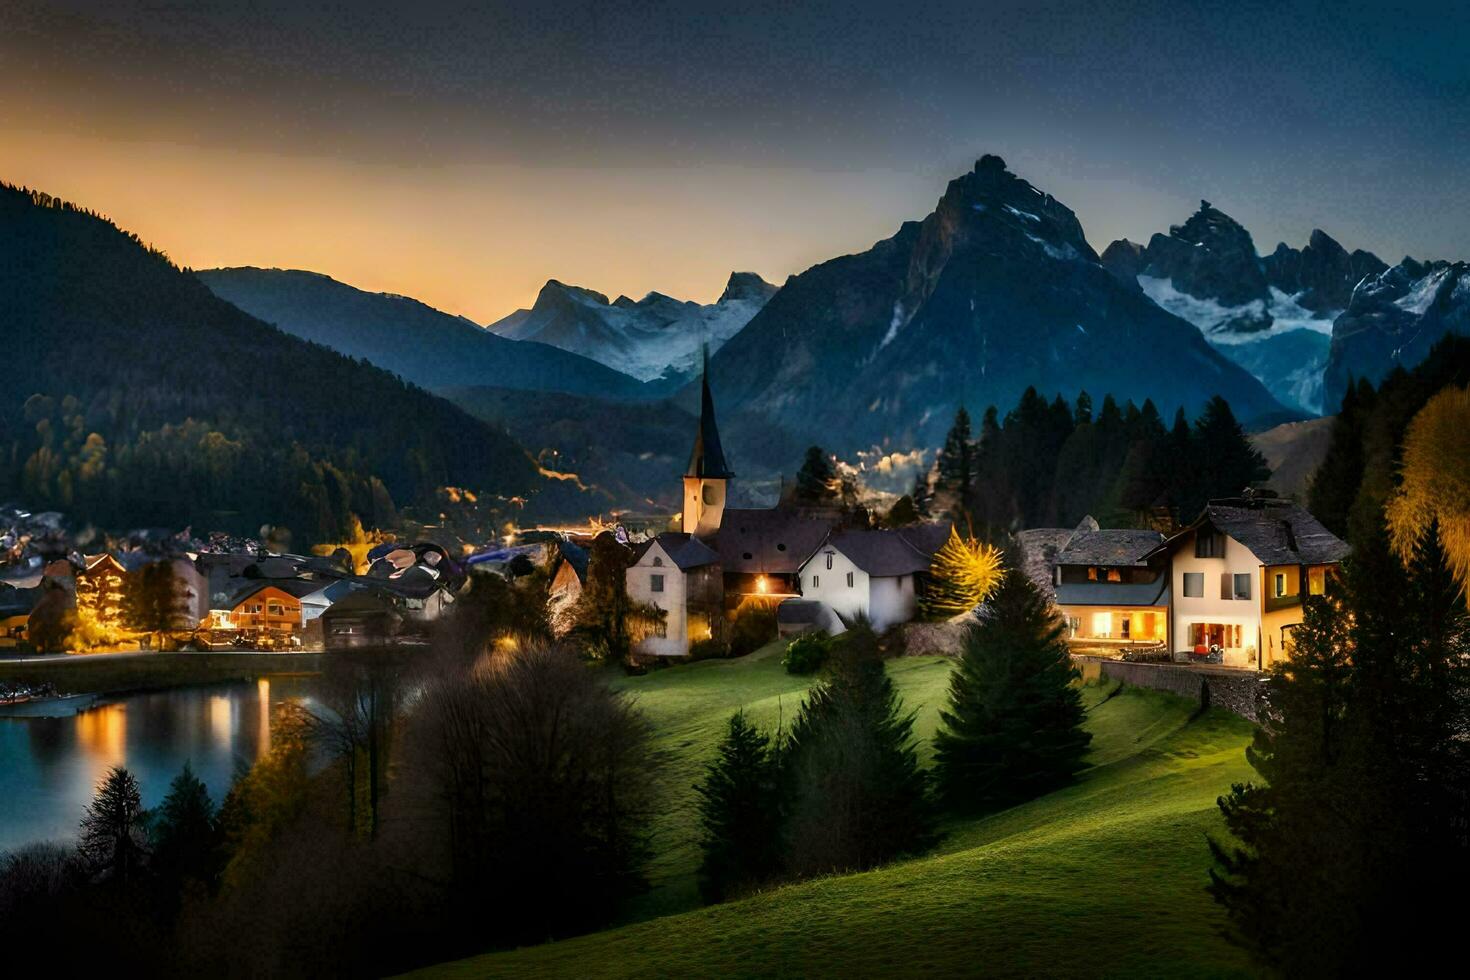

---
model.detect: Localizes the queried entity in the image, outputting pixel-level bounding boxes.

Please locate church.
[626,362,949,657]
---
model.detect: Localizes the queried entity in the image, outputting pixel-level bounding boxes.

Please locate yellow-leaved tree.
[1386,384,1470,603]
[920,527,1004,619]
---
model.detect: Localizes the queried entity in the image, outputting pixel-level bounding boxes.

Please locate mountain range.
[486,272,777,384]
[699,155,1283,467]
[197,267,649,400]
[0,183,592,542]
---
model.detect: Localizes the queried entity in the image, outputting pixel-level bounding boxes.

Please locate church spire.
[686,345,734,479]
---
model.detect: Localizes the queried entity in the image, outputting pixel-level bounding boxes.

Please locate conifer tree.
[933,407,976,517]
[794,445,838,504]
[919,527,1003,620]
[1184,396,1268,517]
[693,711,783,903]
[151,761,220,889]
[932,567,1091,812]
[78,766,149,882]
[779,622,936,876]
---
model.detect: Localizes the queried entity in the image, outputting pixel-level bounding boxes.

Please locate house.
[210,580,319,650]
[797,529,942,631]
[627,358,947,656]
[321,589,405,650]
[1018,497,1349,670]
[76,554,129,623]
[1147,497,1350,669]
[1044,517,1169,650]
[627,532,723,658]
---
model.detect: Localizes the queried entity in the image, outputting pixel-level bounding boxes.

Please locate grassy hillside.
[417,649,1258,978]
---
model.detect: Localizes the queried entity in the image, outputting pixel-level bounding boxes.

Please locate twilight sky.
[4,0,1467,322]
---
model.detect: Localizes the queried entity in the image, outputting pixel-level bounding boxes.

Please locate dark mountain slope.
[196,267,649,400]
[0,184,556,541]
[705,156,1282,462]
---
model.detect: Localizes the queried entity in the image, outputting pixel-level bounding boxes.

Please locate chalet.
[1147,497,1350,668]
[209,580,318,649]
[627,532,723,658]
[1019,498,1349,670]
[629,357,948,656]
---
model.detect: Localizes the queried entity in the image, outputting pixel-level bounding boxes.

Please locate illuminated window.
[1091,612,1111,636]
[1107,569,1122,583]
[1087,567,1098,581]
[1307,566,1326,595]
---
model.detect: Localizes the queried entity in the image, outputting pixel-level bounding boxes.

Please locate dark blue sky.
[4,0,1466,319]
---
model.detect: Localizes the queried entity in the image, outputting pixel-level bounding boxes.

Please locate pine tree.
[793,445,838,504]
[919,527,1003,620]
[1185,396,1269,517]
[78,765,149,882]
[151,761,219,888]
[693,711,783,903]
[779,622,936,876]
[932,567,1091,812]
[933,407,976,518]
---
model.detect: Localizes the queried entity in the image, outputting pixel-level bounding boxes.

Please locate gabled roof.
[713,508,837,575]
[1011,527,1075,602]
[1055,527,1165,567]
[808,529,932,578]
[641,532,720,571]
[895,521,953,559]
[686,349,734,479]
[224,578,322,609]
[1151,498,1351,566]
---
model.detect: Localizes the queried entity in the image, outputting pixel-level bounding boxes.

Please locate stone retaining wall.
[1072,654,1265,722]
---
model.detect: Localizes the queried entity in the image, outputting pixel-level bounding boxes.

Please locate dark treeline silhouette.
[915,388,1268,538]
[0,182,542,544]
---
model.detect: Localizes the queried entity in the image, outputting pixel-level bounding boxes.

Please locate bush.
[729,603,778,658]
[782,632,831,675]
[688,636,727,661]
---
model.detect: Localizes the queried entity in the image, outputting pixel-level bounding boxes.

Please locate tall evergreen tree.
[693,711,783,903]
[932,567,1091,812]
[794,445,838,504]
[151,762,220,889]
[779,622,936,876]
[1183,396,1268,519]
[123,560,187,646]
[933,407,976,518]
[78,766,149,882]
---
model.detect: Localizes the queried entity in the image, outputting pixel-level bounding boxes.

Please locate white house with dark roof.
[1148,497,1350,669]
[797,529,938,632]
[627,531,723,657]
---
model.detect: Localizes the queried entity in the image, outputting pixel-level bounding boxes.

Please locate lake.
[0,676,318,853]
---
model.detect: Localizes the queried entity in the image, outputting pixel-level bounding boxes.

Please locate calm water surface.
[0,677,318,853]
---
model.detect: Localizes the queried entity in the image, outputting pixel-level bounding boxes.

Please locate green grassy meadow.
[418,645,1260,978]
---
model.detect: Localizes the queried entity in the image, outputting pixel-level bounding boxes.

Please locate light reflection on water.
[0,676,317,853]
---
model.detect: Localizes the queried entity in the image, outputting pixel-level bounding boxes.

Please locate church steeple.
[686,346,734,479]
[682,347,732,536]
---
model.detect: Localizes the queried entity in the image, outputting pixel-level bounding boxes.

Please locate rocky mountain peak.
[535,279,611,310]
[718,271,777,305]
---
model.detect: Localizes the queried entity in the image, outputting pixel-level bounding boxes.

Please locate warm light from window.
[756,575,768,594]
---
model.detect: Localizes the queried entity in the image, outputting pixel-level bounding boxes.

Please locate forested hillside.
[0,184,547,542]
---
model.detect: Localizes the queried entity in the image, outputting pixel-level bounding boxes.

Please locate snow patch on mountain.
[1137,276,1335,343]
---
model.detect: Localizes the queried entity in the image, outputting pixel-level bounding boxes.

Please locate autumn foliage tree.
[1386,384,1470,602]
[920,527,1003,620]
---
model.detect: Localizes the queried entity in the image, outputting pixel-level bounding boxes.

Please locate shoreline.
[0,651,326,704]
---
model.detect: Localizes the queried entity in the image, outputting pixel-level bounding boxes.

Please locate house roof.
[1055,578,1171,608]
[642,532,721,570]
[1151,498,1351,566]
[713,508,838,575]
[1011,526,1080,602]
[686,350,734,480]
[224,578,322,609]
[895,521,953,559]
[812,529,933,578]
[1054,527,1165,567]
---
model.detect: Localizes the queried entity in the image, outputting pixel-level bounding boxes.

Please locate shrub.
[688,636,727,661]
[729,602,778,658]
[782,632,831,675]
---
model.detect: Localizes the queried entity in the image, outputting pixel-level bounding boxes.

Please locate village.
[1,364,1350,694]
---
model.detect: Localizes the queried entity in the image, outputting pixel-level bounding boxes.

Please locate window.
[268,601,283,616]
[1087,566,1098,581]
[1274,572,1286,598]
[652,556,663,567]
[812,575,820,588]
[1091,612,1111,637]
[1106,568,1122,583]
[1308,566,1327,596]
[1183,572,1204,598]
[846,572,854,588]
[825,553,834,570]
[651,574,664,593]
[1195,531,1223,558]
[1067,616,1081,636]
[1233,573,1252,600]
[702,484,716,505]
